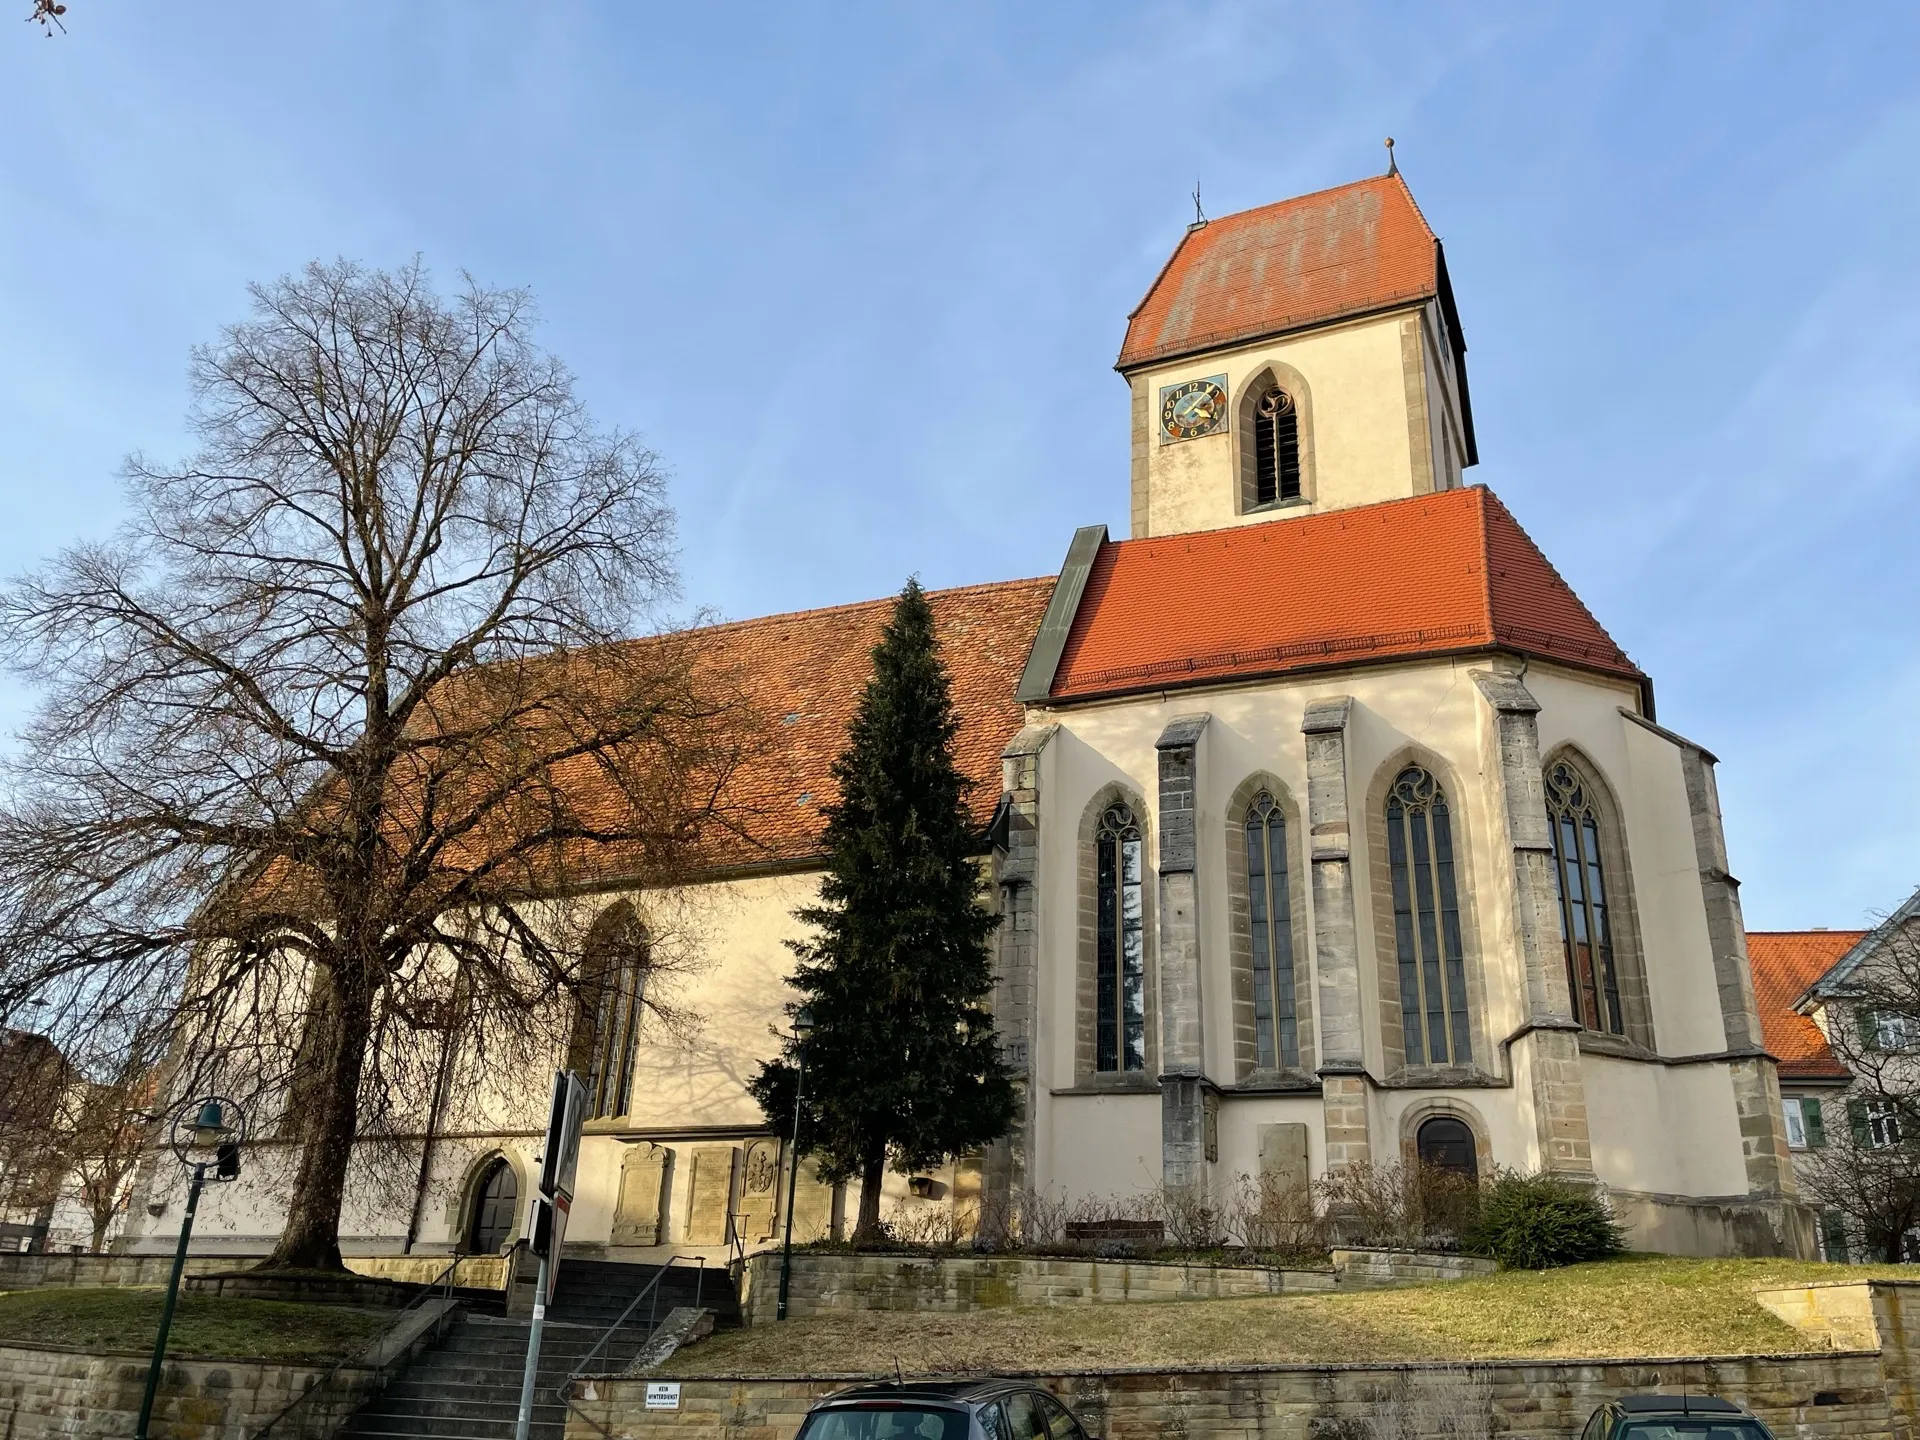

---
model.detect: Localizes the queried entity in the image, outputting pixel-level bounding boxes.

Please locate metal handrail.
[560,1254,708,1437]
[252,1257,462,1439]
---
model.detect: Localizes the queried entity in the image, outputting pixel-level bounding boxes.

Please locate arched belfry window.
[1095,801,1147,1073]
[567,903,650,1119]
[1546,762,1623,1035]
[1252,386,1302,506]
[1385,766,1472,1067]
[1243,791,1299,1069]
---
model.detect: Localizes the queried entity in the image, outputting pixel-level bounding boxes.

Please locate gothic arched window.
[1252,386,1302,506]
[1545,761,1624,1035]
[1385,765,1472,1067]
[1095,801,1147,1073]
[567,903,650,1119]
[1243,790,1299,1069]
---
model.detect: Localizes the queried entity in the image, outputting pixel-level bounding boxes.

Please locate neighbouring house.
[1749,889,1920,1262]
[117,167,1818,1264]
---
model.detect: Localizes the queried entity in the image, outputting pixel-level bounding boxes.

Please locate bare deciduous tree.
[1798,903,1920,1262]
[0,260,746,1271]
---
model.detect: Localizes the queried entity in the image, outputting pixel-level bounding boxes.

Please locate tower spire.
[1384,137,1398,177]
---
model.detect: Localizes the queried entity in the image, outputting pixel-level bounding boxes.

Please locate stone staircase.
[340,1258,738,1440]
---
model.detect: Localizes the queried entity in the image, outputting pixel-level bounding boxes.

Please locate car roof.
[822,1380,1032,1406]
[1613,1396,1749,1416]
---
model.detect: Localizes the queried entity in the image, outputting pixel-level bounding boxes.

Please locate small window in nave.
[567,903,650,1119]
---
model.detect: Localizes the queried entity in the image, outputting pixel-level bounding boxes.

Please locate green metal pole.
[776,1045,807,1321]
[135,1162,205,1440]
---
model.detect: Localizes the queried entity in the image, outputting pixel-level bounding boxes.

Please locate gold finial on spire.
[1384,137,1398,177]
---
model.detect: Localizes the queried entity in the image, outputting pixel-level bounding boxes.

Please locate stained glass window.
[1386,766,1472,1067]
[1253,387,1302,506]
[1545,762,1623,1036]
[1095,801,1146,1073]
[1243,790,1298,1069]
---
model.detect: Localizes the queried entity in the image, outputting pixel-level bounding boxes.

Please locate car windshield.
[799,1407,973,1440]
[1619,1424,1771,1440]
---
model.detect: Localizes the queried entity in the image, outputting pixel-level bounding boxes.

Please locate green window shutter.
[1805,1097,1827,1149]
[1821,1210,1851,1264]
[1858,1006,1882,1051]
[1849,1097,1871,1146]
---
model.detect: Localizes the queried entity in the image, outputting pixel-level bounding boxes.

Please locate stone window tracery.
[1243,790,1299,1069]
[1095,801,1147,1073]
[1385,765,1472,1067]
[1545,761,1624,1036]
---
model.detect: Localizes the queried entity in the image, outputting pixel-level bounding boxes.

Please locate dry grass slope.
[0,1287,388,1364]
[669,1256,1912,1378]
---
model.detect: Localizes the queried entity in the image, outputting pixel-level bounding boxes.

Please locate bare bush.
[1224,1173,1330,1258]
[1316,1161,1479,1249]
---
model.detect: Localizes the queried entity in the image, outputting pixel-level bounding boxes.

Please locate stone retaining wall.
[0,1251,506,1294]
[740,1253,1335,1324]
[0,1340,373,1440]
[566,1352,1891,1440]
[0,1253,237,1289]
[1329,1248,1499,1286]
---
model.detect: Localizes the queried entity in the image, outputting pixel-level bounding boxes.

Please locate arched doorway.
[466,1157,519,1254]
[1415,1116,1479,1181]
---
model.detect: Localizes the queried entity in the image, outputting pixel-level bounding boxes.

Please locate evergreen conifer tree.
[749,579,1015,1243]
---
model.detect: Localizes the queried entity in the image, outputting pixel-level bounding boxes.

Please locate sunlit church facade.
[119,171,1812,1263]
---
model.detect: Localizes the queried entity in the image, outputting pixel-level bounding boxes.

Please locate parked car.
[795,1380,1098,1440]
[1581,1395,1777,1440]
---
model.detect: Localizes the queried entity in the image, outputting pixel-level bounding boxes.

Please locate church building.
[119,171,1810,1263]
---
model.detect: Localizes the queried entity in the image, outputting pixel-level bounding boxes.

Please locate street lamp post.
[135,1096,246,1440]
[775,1005,814,1322]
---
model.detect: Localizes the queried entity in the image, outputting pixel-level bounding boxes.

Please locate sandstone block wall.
[1329,1249,1498,1286]
[741,1253,1335,1324]
[0,1254,236,1290]
[566,1353,1891,1440]
[0,1341,372,1440]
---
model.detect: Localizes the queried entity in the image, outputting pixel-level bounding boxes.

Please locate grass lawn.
[669,1255,1912,1377]
[0,1287,390,1365]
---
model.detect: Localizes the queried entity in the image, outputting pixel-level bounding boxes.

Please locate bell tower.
[1117,173,1477,539]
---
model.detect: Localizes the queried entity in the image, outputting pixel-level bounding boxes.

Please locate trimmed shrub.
[1463,1169,1625,1269]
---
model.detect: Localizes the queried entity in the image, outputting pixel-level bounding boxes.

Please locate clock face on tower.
[1158,375,1229,442]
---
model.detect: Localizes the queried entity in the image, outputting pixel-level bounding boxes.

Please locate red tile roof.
[1748,930,1865,1081]
[1045,487,1640,702]
[679,577,1054,870]
[1118,175,1439,371]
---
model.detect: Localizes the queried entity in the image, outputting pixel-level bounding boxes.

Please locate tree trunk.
[263,966,374,1272]
[89,1213,111,1254]
[852,1150,886,1247]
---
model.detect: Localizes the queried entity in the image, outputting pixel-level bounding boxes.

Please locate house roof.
[1747,930,1865,1082]
[674,576,1055,872]
[1117,175,1441,372]
[1032,487,1642,704]
[1806,884,1920,999]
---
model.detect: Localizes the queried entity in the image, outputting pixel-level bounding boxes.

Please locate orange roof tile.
[1748,930,1865,1081]
[677,576,1054,871]
[1118,175,1439,370]
[1044,487,1640,702]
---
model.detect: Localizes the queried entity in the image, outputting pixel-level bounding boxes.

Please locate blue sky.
[1,2,1916,929]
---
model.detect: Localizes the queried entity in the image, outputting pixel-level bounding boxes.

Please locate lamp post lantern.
[135,1096,246,1440]
[775,1005,814,1322]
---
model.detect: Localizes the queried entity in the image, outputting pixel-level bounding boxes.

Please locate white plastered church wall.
[1023,654,1767,1220]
